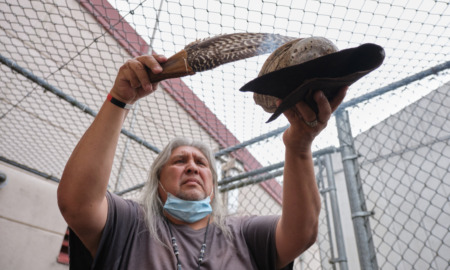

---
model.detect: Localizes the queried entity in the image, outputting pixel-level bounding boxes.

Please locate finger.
[276,99,297,124]
[295,99,317,123]
[315,91,332,123]
[153,54,168,64]
[144,55,167,91]
[138,55,165,74]
[282,107,300,126]
[329,86,348,112]
[127,59,155,92]
[124,61,142,89]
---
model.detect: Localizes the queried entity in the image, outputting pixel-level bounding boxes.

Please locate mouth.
[182,178,203,187]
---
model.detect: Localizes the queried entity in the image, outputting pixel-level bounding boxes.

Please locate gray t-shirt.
[69,192,293,270]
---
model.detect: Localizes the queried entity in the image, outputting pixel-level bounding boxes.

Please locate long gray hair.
[140,137,231,242]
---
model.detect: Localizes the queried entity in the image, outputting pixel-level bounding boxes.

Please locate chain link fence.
[353,82,450,270]
[1,0,449,269]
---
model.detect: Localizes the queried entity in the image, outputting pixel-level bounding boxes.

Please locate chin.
[177,191,206,201]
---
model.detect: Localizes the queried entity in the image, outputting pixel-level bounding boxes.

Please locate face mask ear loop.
[208,185,215,204]
[158,181,168,196]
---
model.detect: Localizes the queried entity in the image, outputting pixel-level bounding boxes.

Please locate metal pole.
[218,161,284,186]
[340,60,450,110]
[0,53,160,154]
[219,169,284,192]
[218,146,338,186]
[0,156,60,183]
[215,125,289,157]
[317,159,337,270]
[323,154,349,270]
[335,109,378,270]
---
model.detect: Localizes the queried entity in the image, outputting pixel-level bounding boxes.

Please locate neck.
[164,212,212,230]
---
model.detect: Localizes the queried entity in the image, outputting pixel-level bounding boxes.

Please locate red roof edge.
[80,0,283,204]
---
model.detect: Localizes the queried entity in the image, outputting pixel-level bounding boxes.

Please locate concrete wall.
[0,162,68,270]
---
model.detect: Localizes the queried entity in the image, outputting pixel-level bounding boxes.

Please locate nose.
[185,160,199,174]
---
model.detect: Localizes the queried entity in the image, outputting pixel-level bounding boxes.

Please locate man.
[57,54,347,269]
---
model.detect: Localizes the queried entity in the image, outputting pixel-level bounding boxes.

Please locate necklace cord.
[166,216,211,270]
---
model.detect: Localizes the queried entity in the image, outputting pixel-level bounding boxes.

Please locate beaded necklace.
[166,216,211,270]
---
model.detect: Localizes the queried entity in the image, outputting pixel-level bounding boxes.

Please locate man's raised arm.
[275,87,347,269]
[57,55,166,257]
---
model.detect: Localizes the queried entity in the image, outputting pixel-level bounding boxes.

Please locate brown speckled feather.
[148,33,296,82]
[185,33,297,71]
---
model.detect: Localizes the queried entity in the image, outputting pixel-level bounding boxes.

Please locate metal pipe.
[0,54,160,154]
[219,169,284,192]
[316,160,337,270]
[117,148,338,195]
[0,156,60,183]
[117,146,338,195]
[218,146,338,186]
[323,154,349,270]
[218,161,285,186]
[340,60,450,111]
[215,125,289,157]
[0,54,98,118]
[335,109,378,270]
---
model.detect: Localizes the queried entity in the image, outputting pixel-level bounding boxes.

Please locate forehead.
[170,146,208,160]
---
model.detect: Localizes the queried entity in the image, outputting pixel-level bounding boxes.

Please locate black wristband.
[107,93,133,110]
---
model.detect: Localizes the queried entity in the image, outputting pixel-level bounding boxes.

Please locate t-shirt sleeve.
[68,192,140,270]
[241,215,294,270]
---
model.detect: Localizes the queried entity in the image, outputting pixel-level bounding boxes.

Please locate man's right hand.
[109,54,167,105]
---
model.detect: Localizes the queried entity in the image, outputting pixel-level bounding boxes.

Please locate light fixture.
[0,172,7,188]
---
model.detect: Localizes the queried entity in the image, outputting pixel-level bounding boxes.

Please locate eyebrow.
[171,152,209,164]
[195,156,208,164]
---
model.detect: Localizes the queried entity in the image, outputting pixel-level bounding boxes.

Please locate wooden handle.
[148,50,196,83]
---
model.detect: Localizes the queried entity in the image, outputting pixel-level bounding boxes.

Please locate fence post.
[316,160,337,270]
[335,109,378,270]
[323,153,349,270]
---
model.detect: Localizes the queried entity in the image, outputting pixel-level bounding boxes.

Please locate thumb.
[276,99,300,125]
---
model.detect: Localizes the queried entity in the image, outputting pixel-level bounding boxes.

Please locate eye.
[196,160,207,166]
[174,159,185,164]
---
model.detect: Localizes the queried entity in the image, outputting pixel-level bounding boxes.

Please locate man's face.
[159,146,214,202]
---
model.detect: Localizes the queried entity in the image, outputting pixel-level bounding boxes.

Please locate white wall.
[0,162,68,270]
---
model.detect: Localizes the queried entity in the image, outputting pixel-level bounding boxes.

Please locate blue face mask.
[159,182,213,223]
[163,192,213,223]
